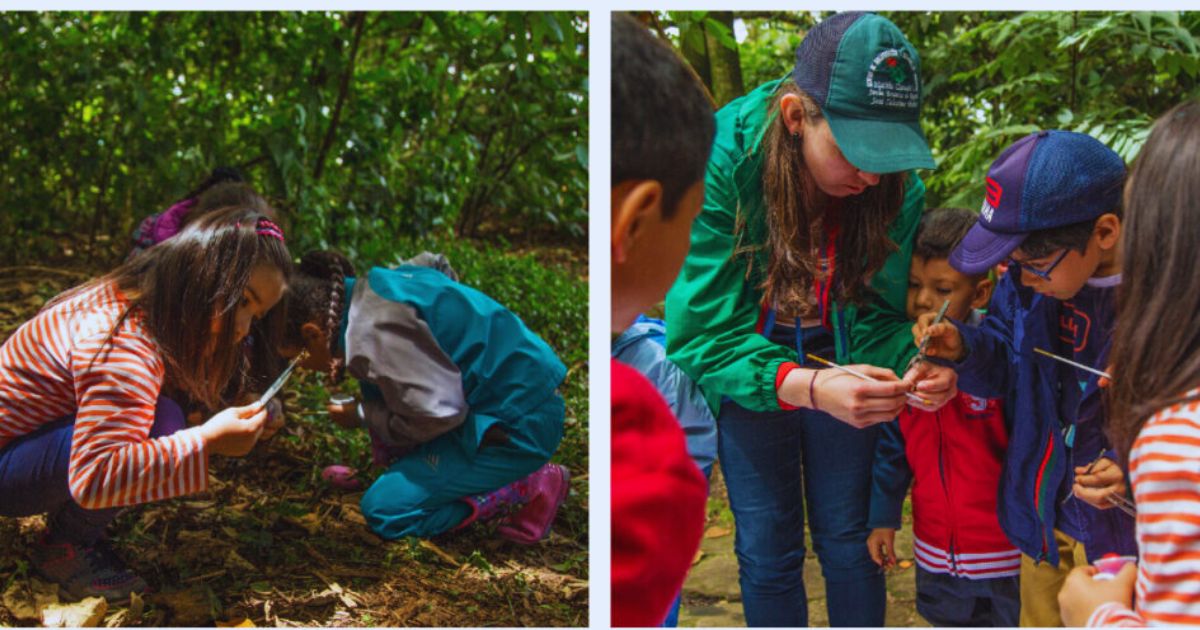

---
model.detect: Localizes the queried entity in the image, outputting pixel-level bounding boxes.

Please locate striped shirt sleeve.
[67,324,209,509]
[1089,401,1200,627]
[1088,602,1144,626]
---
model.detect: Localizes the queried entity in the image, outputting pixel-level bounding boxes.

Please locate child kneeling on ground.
[280,251,570,543]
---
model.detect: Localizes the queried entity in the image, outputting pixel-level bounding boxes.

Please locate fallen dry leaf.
[898,560,913,569]
[225,549,257,573]
[703,525,732,539]
[284,512,321,536]
[3,581,38,621]
[41,597,107,627]
[153,587,212,626]
[692,548,705,565]
[216,617,256,627]
[419,540,460,567]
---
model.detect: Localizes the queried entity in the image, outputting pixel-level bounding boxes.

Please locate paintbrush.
[1033,347,1112,380]
[806,354,934,406]
[907,297,955,372]
[257,351,307,407]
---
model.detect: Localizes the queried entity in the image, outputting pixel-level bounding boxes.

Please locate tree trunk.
[679,21,712,94]
[705,12,744,107]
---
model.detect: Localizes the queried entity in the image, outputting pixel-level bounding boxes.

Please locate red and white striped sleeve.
[67,323,209,509]
[1088,401,1200,627]
[1088,602,1145,627]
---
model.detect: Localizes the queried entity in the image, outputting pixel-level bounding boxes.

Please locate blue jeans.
[0,397,186,544]
[718,325,885,627]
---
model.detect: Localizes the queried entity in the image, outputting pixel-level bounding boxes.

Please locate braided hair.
[284,250,357,382]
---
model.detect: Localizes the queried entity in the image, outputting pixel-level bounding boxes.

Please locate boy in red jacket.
[610,12,712,627]
[866,208,1020,626]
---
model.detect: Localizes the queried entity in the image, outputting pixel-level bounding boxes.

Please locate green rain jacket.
[665,78,925,416]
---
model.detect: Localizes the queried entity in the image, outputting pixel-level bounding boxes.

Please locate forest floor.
[0,252,588,628]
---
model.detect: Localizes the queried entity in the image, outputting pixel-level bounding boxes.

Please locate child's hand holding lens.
[199,402,267,457]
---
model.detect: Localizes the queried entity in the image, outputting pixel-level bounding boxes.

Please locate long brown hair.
[61,205,292,409]
[759,81,907,316]
[1106,100,1200,463]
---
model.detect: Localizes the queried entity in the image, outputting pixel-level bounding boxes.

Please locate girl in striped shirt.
[0,206,291,602]
[1058,100,1200,626]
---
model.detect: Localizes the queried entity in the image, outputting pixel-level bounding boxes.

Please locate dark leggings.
[0,397,186,544]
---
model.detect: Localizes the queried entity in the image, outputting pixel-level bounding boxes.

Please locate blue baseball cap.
[950,130,1126,275]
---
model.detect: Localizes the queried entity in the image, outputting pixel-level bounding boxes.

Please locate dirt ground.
[0,266,588,627]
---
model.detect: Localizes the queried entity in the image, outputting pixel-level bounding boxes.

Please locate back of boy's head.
[915,207,980,263]
[612,13,715,218]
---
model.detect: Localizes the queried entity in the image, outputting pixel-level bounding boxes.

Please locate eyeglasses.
[1008,249,1069,281]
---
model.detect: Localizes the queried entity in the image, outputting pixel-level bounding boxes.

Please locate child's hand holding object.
[199,402,268,456]
[867,528,898,571]
[1073,457,1128,510]
[912,312,965,362]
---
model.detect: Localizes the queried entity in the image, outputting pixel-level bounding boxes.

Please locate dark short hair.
[1018,189,1123,260]
[915,207,978,260]
[612,12,715,218]
[1019,211,1122,260]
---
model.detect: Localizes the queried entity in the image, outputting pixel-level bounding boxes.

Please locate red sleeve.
[611,359,707,627]
[775,361,802,410]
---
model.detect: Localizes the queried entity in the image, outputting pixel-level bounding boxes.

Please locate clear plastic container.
[1092,554,1137,580]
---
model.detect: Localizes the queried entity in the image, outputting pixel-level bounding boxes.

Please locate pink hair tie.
[255,218,285,242]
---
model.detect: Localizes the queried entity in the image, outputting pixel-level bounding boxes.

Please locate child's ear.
[301,322,327,349]
[970,277,995,310]
[1094,213,1121,250]
[612,180,664,264]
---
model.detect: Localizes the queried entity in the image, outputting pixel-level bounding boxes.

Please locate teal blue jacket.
[343,266,566,457]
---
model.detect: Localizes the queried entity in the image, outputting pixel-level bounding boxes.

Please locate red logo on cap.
[985,176,1003,208]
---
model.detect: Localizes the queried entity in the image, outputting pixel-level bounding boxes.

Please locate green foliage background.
[0,11,590,532]
[659,11,1200,211]
[0,11,588,265]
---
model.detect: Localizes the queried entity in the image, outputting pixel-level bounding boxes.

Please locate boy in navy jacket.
[916,131,1137,626]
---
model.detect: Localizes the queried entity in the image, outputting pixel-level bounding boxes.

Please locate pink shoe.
[497,463,571,545]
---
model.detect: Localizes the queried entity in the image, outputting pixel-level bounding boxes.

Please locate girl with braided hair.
[280,251,570,543]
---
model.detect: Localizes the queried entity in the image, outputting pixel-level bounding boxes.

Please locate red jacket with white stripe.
[870,389,1020,579]
[0,281,209,509]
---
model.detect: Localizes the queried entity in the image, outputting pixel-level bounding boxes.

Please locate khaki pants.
[1019,529,1090,627]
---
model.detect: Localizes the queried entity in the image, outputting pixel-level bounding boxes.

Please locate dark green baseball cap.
[792,12,935,174]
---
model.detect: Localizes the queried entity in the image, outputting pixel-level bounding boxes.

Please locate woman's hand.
[867,528,898,570]
[782,366,909,429]
[328,397,361,429]
[1073,457,1128,510]
[902,362,958,412]
[1058,563,1136,627]
[199,403,267,457]
[912,313,965,362]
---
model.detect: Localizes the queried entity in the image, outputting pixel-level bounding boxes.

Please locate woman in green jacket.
[665,12,954,627]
